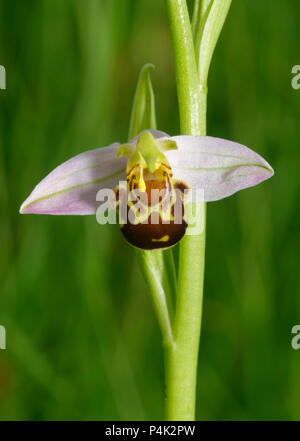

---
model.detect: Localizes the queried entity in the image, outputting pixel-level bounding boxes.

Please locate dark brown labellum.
[116,178,189,250]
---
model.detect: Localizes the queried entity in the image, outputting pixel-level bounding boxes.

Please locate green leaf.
[194,0,232,87]
[128,63,157,141]
[191,0,212,40]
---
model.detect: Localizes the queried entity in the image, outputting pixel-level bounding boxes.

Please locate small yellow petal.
[116,144,134,158]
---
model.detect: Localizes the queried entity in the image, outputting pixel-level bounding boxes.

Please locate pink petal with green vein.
[20,143,126,215]
[165,136,274,201]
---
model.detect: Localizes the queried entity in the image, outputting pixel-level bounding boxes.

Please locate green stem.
[137,250,175,348]
[166,205,206,420]
[166,0,202,135]
[166,0,207,421]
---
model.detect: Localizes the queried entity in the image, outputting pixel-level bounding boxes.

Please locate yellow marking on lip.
[151,235,170,243]
[137,165,146,191]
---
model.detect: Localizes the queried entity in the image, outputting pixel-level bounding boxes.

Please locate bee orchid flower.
[20,130,274,249]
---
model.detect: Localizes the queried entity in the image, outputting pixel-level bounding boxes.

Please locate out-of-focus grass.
[0,0,299,420]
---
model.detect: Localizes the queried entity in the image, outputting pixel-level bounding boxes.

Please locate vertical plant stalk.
[166,0,206,421]
[166,0,202,136]
[165,0,231,420]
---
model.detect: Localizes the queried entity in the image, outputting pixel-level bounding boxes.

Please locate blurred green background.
[0,0,299,421]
